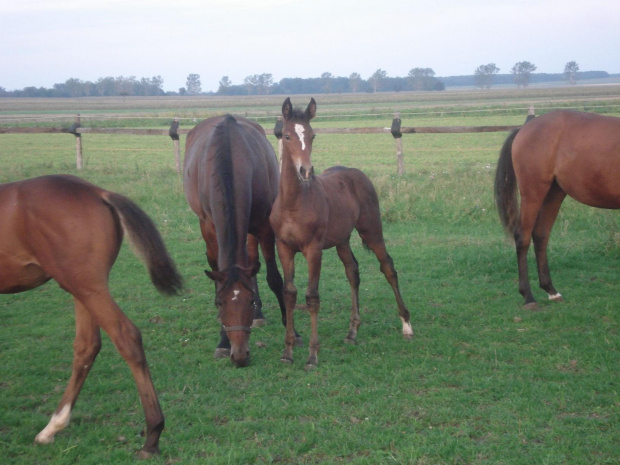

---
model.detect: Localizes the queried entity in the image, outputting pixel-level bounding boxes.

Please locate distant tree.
[218,76,232,94]
[407,68,436,91]
[186,74,202,94]
[349,72,362,93]
[474,63,500,89]
[320,72,333,93]
[178,87,187,95]
[511,61,537,88]
[563,61,579,85]
[370,69,387,92]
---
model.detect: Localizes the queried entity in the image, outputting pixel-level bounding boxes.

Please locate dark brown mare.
[0,174,182,458]
[495,110,620,309]
[184,114,297,367]
[269,98,413,370]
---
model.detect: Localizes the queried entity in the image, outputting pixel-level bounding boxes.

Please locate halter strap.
[222,325,252,333]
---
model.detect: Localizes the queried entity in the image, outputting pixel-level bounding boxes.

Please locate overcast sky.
[1,0,619,93]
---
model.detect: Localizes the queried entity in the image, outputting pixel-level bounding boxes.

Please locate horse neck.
[278,147,305,204]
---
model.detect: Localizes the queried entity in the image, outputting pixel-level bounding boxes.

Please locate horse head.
[281,97,316,182]
[204,264,258,367]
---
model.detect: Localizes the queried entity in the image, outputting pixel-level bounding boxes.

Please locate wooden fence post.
[169,117,181,173]
[69,114,82,170]
[273,116,283,170]
[525,105,536,123]
[391,112,404,175]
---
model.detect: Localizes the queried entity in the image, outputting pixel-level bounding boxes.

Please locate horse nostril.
[309,166,314,178]
[300,166,306,178]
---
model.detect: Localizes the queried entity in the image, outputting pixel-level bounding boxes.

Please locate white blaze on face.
[232,289,240,301]
[294,124,306,150]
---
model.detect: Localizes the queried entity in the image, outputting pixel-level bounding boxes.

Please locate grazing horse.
[495,110,620,309]
[184,114,296,367]
[0,174,182,458]
[269,97,413,370]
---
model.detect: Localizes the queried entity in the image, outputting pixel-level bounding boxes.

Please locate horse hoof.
[523,302,541,311]
[136,448,159,460]
[344,336,356,345]
[304,362,317,371]
[214,348,231,359]
[402,332,413,341]
[280,356,293,364]
[548,294,564,302]
[294,336,304,347]
[252,318,266,328]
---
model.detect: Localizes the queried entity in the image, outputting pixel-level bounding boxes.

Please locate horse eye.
[284,134,290,140]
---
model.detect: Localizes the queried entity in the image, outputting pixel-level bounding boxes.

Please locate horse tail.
[494,129,521,235]
[103,192,183,295]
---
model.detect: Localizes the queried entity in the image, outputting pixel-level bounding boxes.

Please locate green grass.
[0,91,618,464]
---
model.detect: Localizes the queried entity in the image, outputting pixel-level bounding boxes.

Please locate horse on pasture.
[495,110,620,309]
[184,114,298,367]
[269,97,413,370]
[0,174,182,458]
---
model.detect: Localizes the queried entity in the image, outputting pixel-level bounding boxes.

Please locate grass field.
[0,88,618,464]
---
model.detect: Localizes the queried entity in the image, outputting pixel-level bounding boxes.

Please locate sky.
[1,0,619,93]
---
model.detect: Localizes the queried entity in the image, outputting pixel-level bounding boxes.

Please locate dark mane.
[211,115,238,265]
[288,107,310,122]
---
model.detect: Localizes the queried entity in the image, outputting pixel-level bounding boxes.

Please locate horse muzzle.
[298,165,314,182]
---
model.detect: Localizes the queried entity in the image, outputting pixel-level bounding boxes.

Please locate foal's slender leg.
[362,238,413,339]
[35,298,102,445]
[81,292,164,457]
[304,244,323,369]
[532,183,567,302]
[277,241,298,364]
[258,230,302,346]
[336,241,361,343]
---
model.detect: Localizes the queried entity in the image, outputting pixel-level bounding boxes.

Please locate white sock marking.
[548,293,562,301]
[294,124,306,150]
[401,317,413,336]
[35,404,71,444]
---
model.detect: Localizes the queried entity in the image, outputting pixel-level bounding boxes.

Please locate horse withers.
[184,114,296,367]
[269,98,413,370]
[0,174,182,457]
[495,110,620,309]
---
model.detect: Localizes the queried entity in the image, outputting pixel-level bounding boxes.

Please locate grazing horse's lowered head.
[205,263,259,367]
[281,97,317,182]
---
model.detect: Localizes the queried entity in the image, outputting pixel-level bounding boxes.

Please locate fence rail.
[1,108,534,174]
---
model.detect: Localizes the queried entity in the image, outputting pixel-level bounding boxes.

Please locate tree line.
[0,61,612,98]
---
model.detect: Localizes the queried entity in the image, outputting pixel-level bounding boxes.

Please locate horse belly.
[0,257,50,293]
[556,154,620,209]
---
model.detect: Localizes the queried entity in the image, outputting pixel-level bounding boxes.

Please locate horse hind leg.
[336,242,362,343]
[35,298,102,445]
[80,292,164,457]
[533,183,567,303]
[360,237,413,339]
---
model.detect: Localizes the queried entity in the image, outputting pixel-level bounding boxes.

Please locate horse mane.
[288,106,310,122]
[211,115,239,266]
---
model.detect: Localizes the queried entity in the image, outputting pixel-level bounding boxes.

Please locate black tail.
[103,192,183,295]
[494,129,521,235]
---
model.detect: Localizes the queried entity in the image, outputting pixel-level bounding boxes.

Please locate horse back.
[0,175,121,293]
[513,110,620,208]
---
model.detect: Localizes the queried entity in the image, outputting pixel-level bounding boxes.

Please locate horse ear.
[204,269,224,282]
[305,98,316,120]
[282,97,293,120]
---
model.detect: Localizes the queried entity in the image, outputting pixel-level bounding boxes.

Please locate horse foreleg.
[533,184,567,302]
[277,242,298,364]
[35,298,102,445]
[247,234,265,326]
[259,231,302,346]
[304,245,323,370]
[336,242,361,343]
[88,294,164,458]
[201,220,231,358]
